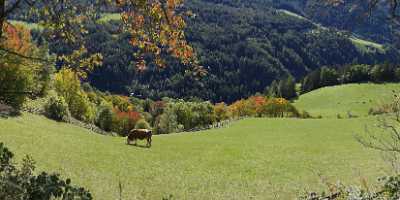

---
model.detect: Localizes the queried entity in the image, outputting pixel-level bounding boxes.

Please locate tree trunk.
[0,0,5,40]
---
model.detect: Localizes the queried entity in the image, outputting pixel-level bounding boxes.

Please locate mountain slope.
[12,0,400,102]
[84,0,399,103]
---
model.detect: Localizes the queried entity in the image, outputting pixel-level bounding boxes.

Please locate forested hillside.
[22,0,400,102]
[273,0,397,44]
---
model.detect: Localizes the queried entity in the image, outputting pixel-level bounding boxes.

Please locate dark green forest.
[25,0,400,103]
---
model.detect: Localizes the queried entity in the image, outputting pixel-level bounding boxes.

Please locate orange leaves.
[227,96,294,118]
[114,109,142,123]
[117,0,198,71]
[2,23,32,55]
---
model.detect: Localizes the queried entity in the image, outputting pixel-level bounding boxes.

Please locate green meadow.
[0,115,387,199]
[294,83,400,118]
[1,83,398,199]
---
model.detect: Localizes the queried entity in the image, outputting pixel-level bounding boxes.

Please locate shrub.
[54,69,96,123]
[155,106,179,134]
[341,64,371,83]
[150,101,166,118]
[299,175,400,200]
[112,110,142,136]
[44,94,70,122]
[0,102,16,117]
[0,62,33,109]
[0,24,50,109]
[22,97,48,115]
[257,98,299,118]
[135,119,151,129]
[70,91,96,123]
[370,64,396,83]
[95,104,114,131]
[229,99,249,118]
[142,112,153,126]
[214,102,230,122]
[107,95,133,112]
[300,110,312,119]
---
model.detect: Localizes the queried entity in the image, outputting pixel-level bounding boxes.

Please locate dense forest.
[18,0,400,103]
[274,0,398,44]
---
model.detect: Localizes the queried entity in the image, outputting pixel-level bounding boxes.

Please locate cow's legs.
[127,138,130,145]
[134,139,137,146]
[147,137,152,147]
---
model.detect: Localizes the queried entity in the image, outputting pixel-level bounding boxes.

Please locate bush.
[112,110,142,136]
[155,106,179,134]
[0,62,33,109]
[214,102,230,122]
[54,69,96,123]
[135,119,151,129]
[300,110,312,119]
[257,98,300,118]
[44,94,70,122]
[370,64,396,83]
[95,104,114,131]
[299,175,400,200]
[0,25,50,109]
[106,95,133,112]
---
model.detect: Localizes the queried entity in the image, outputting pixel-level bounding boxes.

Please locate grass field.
[0,113,387,200]
[294,83,400,118]
[349,37,385,53]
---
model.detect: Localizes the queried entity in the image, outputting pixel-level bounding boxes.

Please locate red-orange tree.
[0,0,202,76]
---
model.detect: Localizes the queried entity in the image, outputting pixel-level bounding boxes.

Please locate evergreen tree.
[266,80,281,97]
[279,76,297,99]
[301,69,321,93]
[320,66,339,87]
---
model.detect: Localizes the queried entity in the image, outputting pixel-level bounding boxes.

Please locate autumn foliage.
[224,96,299,119]
[117,0,199,71]
[2,23,32,55]
[0,24,47,109]
[112,109,143,136]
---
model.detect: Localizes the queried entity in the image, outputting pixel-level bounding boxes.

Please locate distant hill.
[272,0,397,44]
[294,83,400,118]
[83,0,399,103]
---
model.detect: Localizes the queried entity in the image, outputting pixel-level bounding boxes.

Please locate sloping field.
[294,83,400,118]
[0,113,385,199]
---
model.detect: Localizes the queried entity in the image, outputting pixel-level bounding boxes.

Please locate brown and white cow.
[127,129,152,147]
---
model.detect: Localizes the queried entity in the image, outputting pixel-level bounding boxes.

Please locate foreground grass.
[294,83,400,118]
[0,113,387,199]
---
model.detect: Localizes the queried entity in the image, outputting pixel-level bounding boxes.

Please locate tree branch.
[0,47,53,63]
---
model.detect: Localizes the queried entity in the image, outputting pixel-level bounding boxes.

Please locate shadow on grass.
[126,143,151,149]
[0,103,20,119]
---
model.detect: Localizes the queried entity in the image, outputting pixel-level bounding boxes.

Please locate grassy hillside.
[0,113,386,199]
[294,83,400,118]
[350,36,385,53]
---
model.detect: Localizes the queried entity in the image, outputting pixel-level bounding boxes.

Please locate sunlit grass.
[294,83,400,118]
[350,36,385,53]
[0,113,386,199]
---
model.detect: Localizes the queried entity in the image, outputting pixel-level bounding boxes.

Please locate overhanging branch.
[0,47,53,64]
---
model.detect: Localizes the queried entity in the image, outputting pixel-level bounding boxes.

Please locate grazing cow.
[127,129,152,147]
